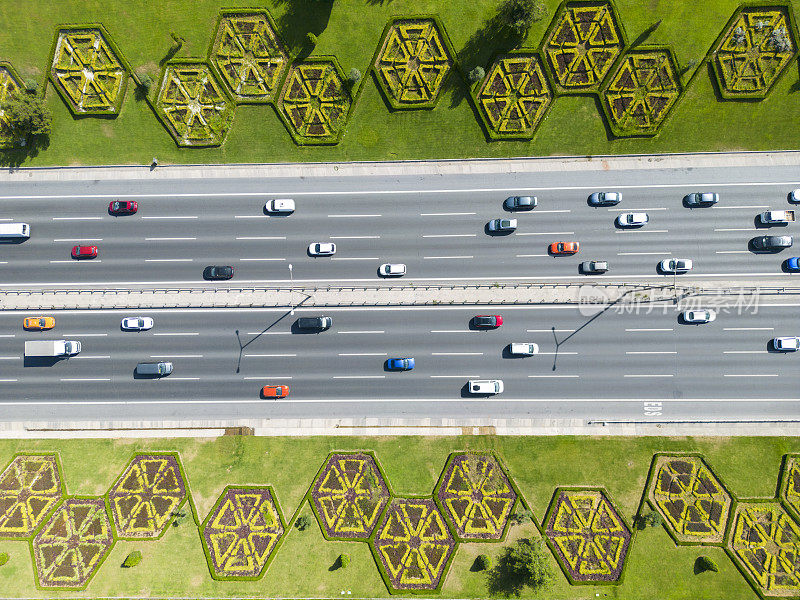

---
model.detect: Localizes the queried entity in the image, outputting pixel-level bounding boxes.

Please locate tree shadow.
[629,20,661,49]
[366,0,396,4]
[272,0,334,55]
[158,44,182,67]
[0,133,50,169]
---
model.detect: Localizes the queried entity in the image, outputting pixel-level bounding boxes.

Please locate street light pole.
[288,263,294,315]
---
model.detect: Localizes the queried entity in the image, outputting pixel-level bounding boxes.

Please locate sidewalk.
[2,150,800,182]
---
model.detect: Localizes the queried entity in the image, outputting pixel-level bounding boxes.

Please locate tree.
[347,67,362,87]
[2,91,51,143]
[695,556,718,573]
[468,66,486,84]
[338,553,350,568]
[306,32,318,47]
[496,0,546,38]
[122,550,142,568]
[295,515,313,531]
[488,538,553,597]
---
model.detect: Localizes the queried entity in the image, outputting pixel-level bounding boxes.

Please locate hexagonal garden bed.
[31,497,115,589]
[727,500,800,597]
[434,452,517,541]
[310,451,390,540]
[371,497,456,591]
[201,486,285,580]
[475,52,553,140]
[779,454,800,521]
[542,1,626,93]
[543,488,631,583]
[156,61,235,147]
[711,5,798,99]
[0,453,64,538]
[601,48,682,137]
[0,62,24,148]
[373,17,455,110]
[277,58,350,145]
[107,453,187,539]
[646,454,732,544]
[209,10,289,103]
[49,26,129,115]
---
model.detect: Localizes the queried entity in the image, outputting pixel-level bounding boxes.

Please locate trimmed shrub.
[295,514,313,531]
[339,553,350,568]
[0,552,8,567]
[468,66,485,83]
[122,550,142,568]
[347,67,362,86]
[475,554,491,571]
[696,556,719,573]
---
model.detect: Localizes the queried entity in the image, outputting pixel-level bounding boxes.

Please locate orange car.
[24,316,55,330]
[549,241,580,255]
[261,385,290,399]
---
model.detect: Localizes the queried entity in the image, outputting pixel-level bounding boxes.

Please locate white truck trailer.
[24,340,81,357]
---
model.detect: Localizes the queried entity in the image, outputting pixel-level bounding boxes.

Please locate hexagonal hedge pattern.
[0,62,24,148]
[0,454,64,538]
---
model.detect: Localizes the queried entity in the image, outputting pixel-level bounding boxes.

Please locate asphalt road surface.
[0,164,799,288]
[1,304,797,422]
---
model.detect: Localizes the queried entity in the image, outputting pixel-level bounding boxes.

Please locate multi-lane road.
[0,159,799,423]
[0,164,799,288]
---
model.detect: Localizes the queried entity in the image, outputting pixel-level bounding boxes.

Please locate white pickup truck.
[759,210,795,224]
[24,340,81,357]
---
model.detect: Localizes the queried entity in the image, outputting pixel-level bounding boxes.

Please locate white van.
[0,223,30,240]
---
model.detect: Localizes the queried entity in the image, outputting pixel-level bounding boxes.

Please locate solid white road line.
[243,376,292,380]
[0,335,14,338]
[0,218,13,221]
[52,217,103,221]
[517,231,574,236]
[330,235,380,239]
[245,353,297,357]
[60,378,110,382]
[617,251,671,255]
[625,328,674,332]
[0,356,20,360]
[0,379,18,382]
[327,214,381,218]
[236,236,286,240]
[723,350,768,354]
[145,237,197,241]
[332,375,386,379]
[153,332,199,336]
[723,373,778,377]
[53,238,103,242]
[144,259,193,262]
[431,352,483,356]
[624,374,674,378]
[240,258,286,261]
[724,327,774,331]
[626,351,677,354]
[149,354,203,358]
[516,254,548,258]
[527,374,579,378]
[338,353,387,356]
[141,216,198,219]
[419,212,476,216]
[338,330,385,334]
[423,255,473,259]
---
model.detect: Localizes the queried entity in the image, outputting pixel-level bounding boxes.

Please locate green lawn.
[0,435,796,599]
[0,0,798,166]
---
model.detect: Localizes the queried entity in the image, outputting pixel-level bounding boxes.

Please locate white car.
[308,242,336,256]
[789,190,800,203]
[379,263,406,277]
[509,343,538,356]
[265,199,295,214]
[121,317,154,331]
[659,258,693,273]
[682,310,716,324]
[468,379,504,394]
[772,337,800,351]
[488,218,517,232]
[616,212,649,227]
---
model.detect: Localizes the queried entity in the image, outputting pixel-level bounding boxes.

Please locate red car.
[261,385,289,399]
[71,245,98,259]
[473,315,503,328]
[549,241,580,255]
[109,200,138,215]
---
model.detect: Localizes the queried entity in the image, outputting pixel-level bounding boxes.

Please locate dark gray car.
[683,192,719,207]
[752,235,793,250]
[580,260,609,274]
[296,316,332,330]
[504,196,537,210]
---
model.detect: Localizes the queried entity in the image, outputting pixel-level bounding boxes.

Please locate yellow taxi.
[24,316,55,330]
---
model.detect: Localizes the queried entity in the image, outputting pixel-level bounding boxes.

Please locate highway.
[0,164,798,288]
[0,304,797,421]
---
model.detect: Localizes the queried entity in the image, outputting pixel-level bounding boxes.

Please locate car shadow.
[501,345,525,359]
[23,356,61,367]
[0,238,27,245]
[262,208,292,217]
[133,370,162,380]
[766,339,794,354]
[781,259,798,273]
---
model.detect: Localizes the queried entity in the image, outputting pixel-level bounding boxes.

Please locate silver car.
[488,218,517,232]
[121,317,154,331]
[616,212,649,227]
[682,310,716,324]
[684,192,719,207]
[379,263,406,277]
[308,242,336,256]
[659,258,693,273]
[580,260,608,274]
[588,192,621,206]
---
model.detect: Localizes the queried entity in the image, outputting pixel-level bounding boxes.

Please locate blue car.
[387,357,415,371]
[787,257,800,271]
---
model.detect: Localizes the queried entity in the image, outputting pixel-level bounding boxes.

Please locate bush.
[475,554,491,571]
[636,510,662,529]
[347,68,362,87]
[295,515,313,531]
[696,556,718,573]
[468,66,486,84]
[0,552,8,567]
[122,550,142,568]
[509,508,534,525]
[338,553,350,568]
[488,538,553,596]
[306,32,318,47]
[497,0,547,38]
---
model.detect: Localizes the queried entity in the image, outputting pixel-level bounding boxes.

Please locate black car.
[751,235,793,251]
[203,265,234,280]
[296,316,332,330]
